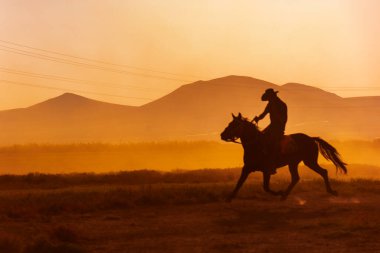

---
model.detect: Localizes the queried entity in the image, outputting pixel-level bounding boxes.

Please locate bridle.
[224,119,258,145]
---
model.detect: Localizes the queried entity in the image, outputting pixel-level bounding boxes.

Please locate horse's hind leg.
[263,172,283,196]
[281,163,300,200]
[304,160,337,196]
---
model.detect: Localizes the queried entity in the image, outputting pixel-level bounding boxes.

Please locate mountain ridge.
[0,75,379,144]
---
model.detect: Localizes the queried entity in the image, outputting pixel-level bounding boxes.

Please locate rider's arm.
[255,104,269,122]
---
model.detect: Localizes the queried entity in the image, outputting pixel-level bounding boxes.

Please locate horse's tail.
[313,137,347,174]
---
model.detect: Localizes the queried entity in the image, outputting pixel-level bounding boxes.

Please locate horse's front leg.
[263,171,283,196]
[226,166,250,202]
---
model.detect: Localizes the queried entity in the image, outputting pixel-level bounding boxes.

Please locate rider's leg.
[264,126,283,175]
[266,141,279,174]
[261,133,275,174]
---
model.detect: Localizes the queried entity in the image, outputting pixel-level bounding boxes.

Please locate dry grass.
[0,231,21,253]
[1,168,380,252]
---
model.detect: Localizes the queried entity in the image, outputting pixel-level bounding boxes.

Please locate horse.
[220,113,347,202]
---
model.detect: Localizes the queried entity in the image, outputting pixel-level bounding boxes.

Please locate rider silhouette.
[254,88,287,174]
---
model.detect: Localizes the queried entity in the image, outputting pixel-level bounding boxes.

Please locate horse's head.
[221,113,248,142]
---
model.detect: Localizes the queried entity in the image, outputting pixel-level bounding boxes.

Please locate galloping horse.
[221,113,347,202]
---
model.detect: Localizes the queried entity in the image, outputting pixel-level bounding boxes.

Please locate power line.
[0,79,154,101]
[0,77,379,108]
[321,86,380,89]
[0,67,171,92]
[1,40,379,100]
[0,39,199,79]
[325,88,380,90]
[2,63,380,97]
[2,40,379,93]
[0,45,193,83]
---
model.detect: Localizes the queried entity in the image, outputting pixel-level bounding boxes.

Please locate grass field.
[1,168,380,253]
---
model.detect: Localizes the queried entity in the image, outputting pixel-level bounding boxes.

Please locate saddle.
[280,135,297,155]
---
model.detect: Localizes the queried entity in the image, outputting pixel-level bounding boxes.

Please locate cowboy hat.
[261,88,279,101]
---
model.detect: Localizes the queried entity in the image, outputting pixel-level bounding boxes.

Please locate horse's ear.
[238,112,242,118]
[232,113,236,119]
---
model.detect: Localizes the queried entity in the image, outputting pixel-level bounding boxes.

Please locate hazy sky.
[0,0,379,109]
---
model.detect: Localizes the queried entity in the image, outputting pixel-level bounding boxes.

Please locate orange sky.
[0,0,379,110]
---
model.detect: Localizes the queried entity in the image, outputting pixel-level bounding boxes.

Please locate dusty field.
[0,169,380,253]
[1,140,380,174]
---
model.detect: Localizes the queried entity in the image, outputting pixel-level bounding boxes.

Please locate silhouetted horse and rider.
[221,88,347,201]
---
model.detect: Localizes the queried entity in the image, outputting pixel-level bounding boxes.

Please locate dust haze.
[0,140,379,178]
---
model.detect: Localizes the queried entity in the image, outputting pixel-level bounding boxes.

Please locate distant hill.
[0,75,379,144]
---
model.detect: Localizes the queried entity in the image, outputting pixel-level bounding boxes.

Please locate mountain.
[0,76,379,144]
[0,93,139,144]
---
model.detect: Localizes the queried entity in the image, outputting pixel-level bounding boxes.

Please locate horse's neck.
[240,124,261,149]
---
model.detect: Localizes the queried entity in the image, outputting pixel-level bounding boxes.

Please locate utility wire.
[2,65,380,102]
[0,39,199,79]
[2,40,380,99]
[1,76,379,108]
[0,79,154,101]
[0,39,380,91]
[0,67,171,92]
[2,40,380,93]
[0,45,193,83]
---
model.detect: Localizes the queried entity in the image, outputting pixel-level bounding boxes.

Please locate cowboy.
[254,88,288,174]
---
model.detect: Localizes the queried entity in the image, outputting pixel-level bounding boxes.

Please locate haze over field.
[0,141,379,175]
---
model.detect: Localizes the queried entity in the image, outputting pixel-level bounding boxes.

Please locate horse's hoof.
[225,196,233,203]
[276,190,285,196]
[329,190,338,196]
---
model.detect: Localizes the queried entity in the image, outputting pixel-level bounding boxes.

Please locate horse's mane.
[238,115,261,132]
